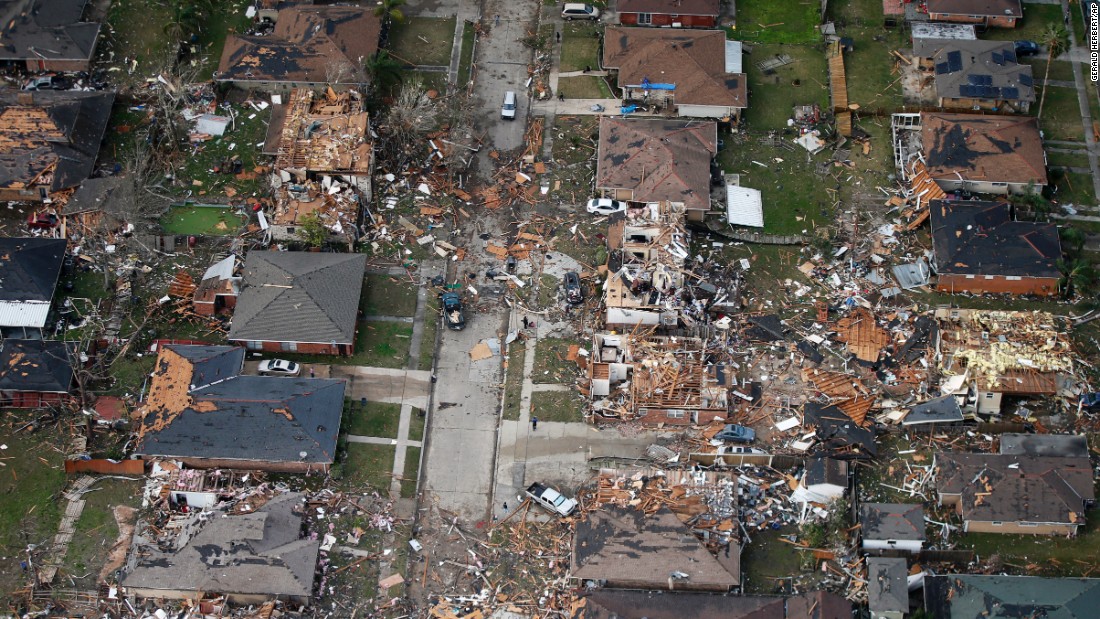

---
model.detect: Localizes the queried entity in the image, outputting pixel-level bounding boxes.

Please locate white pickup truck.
[526,482,578,517]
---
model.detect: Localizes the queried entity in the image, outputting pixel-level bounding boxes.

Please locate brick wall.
[619,13,717,27]
[0,391,71,408]
[141,456,330,474]
[231,340,351,355]
[965,520,1075,535]
[27,58,93,72]
[929,13,1018,28]
[936,274,1058,297]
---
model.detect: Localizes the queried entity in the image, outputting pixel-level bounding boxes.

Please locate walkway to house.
[1059,0,1100,202]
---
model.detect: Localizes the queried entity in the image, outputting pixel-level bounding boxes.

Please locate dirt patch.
[98,505,137,583]
[900,59,937,106]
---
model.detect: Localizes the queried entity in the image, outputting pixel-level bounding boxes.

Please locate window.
[280,342,298,352]
[985,392,995,399]
[991,182,1007,187]
[247,341,261,350]
[991,521,1003,526]
[638,12,653,24]
[666,410,685,419]
[1019,521,1037,527]
[966,275,976,279]
[286,227,296,234]
[1006,276,1022,281]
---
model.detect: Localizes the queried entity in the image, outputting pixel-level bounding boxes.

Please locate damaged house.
[0,0,102,72]
[924,575,1100,619]
[122,492,320,605]
[860,503,925,553]
[571,590,851,619]
[227,251,367,356]
[603,202,691,329]
[934,308,1073,415]
[216,5,381,93]
[0,89,115,202]
[615,0,721,28]
[265,88,372,245]
[924,0,1022,28]
[0,237,66,340]
[929,200,1061,297]
[0,339,75,408]
[191,255,240,317]
[586,332,729,425]
[596,117,718,222]
[912,39,1034,113]
[920,112,1046,195]
[935,452,1094,535]
[134,345,345,472]
[602,28,746,120]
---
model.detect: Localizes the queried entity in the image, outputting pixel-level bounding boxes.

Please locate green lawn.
[557,76,613,100]
[344,400,403,438]
[458,20,476,87]
[105,354,157,396]
[957,516,1100,576]
[388,17,457,66]
[560,21,602,73]
[0,418,67,598]
[99,0,176,86]
[341,443,396,493]
[284,321,412,368]
[828,0,908,111]
[983,3,1064,42]
[408,410,425,442]
[64,479,140,587]
[419,297,439,372]
[400,446,421,499]
[1050,170,1098,207]
[1024,58,1075,84]
[176,102,271,200]
[1035,85,1087,142]
[503,344,527,421]
[1046,150,1091,169]
[411,71,449,94]
[743,44,829,130]
[362,274,419,317]
[533,337,578,384]
[732,0,820,44]
[160,205,246,235]
[740,528,806,593]
[530,391,585,423]
[716,136,832,236]
[192,0,253,80]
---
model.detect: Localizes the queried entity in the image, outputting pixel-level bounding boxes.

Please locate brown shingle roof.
[602,27,746,109]
[616,0,720,16]
[921,112,1046,186]
[927,0,1022,18]
[596,117,716,212]
[217,6,380,85]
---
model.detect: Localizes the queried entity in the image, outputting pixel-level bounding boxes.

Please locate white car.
[717,445,767,455]
[586,198,629,215]
[258,359,301,376]
[561,3,600,20]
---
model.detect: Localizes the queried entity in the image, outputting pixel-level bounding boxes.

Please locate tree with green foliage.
[1037,24,1070,119]
[364,50,404,99]
[373,0,406,27]
[1060,226,1087,258]
[1057,258,1095,299]
[298,212,329,248]
[163,0,214,55]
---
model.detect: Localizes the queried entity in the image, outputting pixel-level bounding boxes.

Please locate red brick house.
[616,0,720,28]
[925,0,1022,28]
[227,251,367,355]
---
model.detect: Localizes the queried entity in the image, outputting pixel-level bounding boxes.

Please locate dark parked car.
[442,292,466,330]
[564,271,584,305]
[1014,40,1041,57]
[713,424,756,443]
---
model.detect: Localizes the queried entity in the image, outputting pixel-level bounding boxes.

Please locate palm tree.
[1060,226,1087,257]
[1057,258,1095,298]
[1036,24,1070,119]
[373,0,407,27]
[363,50,404,98]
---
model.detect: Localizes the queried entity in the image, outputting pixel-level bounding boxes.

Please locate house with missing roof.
[603,202,690,329]
[615,0,721,28]
[935,452,1094,535]
[602,28,746,120]
[191,256,240,317]
[920,112,1046,195]
[216,6,381,93]
[0,0,102,72]
[913,39,1034,112]
[570,590,852,619]
[929,200,1061,296]
[924,575,1100,618]
[134,345,345,472]
[0,237,66,340]
[0,339,75,408]
[0,90,115,202]
[122,492,320,604]
[924,0,1023,28]
[227,251,367,356]
[860,503,925,553]
[596,117,717,222]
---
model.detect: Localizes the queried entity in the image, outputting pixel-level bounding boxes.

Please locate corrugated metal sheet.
[724,40,742,74]
[0,301,50,328]
[726,185,763,228]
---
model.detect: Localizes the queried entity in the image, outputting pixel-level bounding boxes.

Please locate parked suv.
[562,3,600,20]
[442,292,466,331]
[501,91,517,120]
[564,271,584,305]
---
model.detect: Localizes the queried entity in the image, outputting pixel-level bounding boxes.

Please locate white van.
[501,90,517,120]
[561,3,600,20]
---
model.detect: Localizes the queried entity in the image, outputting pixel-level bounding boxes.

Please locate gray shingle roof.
[0,339,74,392]
[867,557,909,614]
[0,237,65,302]
[915,39,1034,104]
[861,503,925,542]
[228,251,366,345]
[925,575,1100,619]
[0,0,101,66]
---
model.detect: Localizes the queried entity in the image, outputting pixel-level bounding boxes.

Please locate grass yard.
[408,410,426,442]
[717,136,833,236]
[1050,170,1098,207]
[63,479,140,588]
[503,344,527,421]
[743,44,829,130]
[99,0,176,86]
[160,205,245,235]
[957,516,1100,576]
[458,21,476,86]
[1035,85,1087,142]
[400,446,421,498]
[105,354,157,397]
[827,0,909,111]
[535,273,559,309]
[388,17,457,67]
[529,391,585,423]
[0,419,68,599]
[176,103,271,200]
[411,71,449,94]
[344,400,403,438]
[419,298,439,371]
[533,337,579,384]
[362,274,419,317]
[191,0,253,79]
[1046,150,1091,169]
[286,322,413,368]
[341,443,396,493]
[559,21,602,72]
[1024,58,1075,84]
[705,243,807,316]
[740,528,806,594]
[732,0,820,44]
[557,76,613,100]
[983,3,1064,43]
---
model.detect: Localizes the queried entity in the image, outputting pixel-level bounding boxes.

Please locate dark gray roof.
[0,90,115,191]
[0,339,74,392]
[804,402,877,457]
[1000,433,1089,458]
[228,251,367,345]
[572,590,852,619]
[861,503,925,542]
[0,0,101,65]
[915,39,1034,104]
[867,557,909,614]
[804,457,848,487]
[123,492,319,600]
[925,575,1100,619]
[168,344,244,389]
[930,200,1060,280]
[0,237,65,302]
[903,395,964,426]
